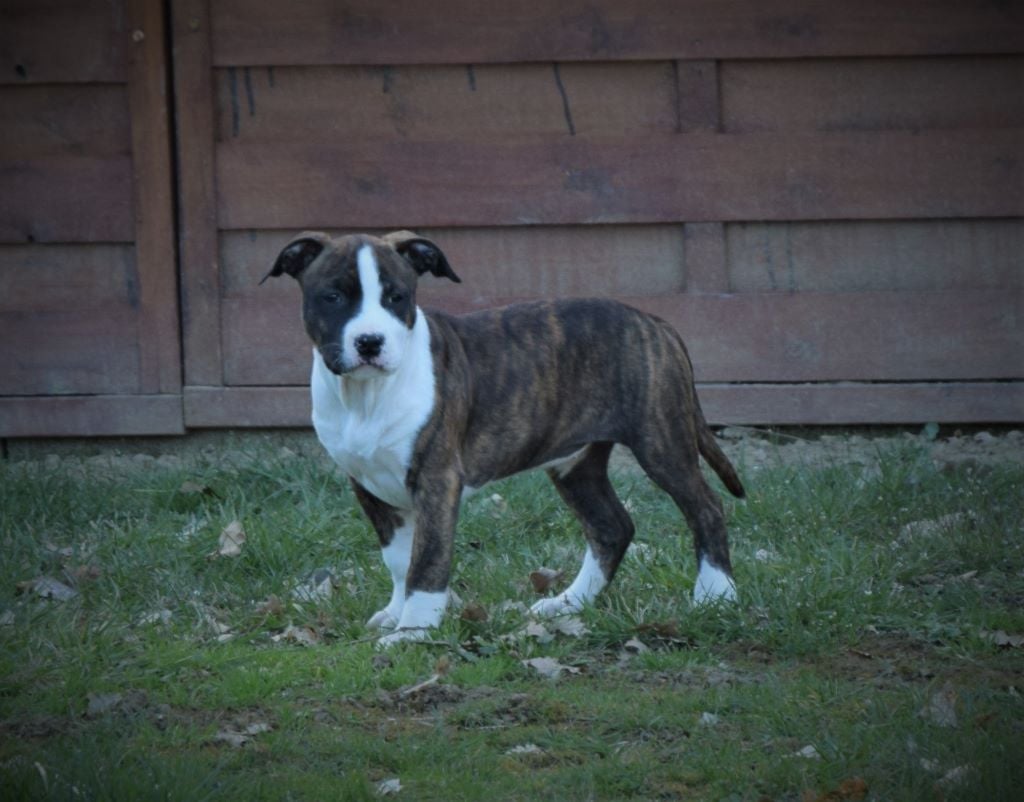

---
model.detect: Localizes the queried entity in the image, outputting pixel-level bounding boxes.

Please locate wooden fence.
[1,0,1022,437]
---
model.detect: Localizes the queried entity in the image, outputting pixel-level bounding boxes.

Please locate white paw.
[376,628,429,649]
[693,560,737,605]
[366,608,400,631]
[529,595,581,619]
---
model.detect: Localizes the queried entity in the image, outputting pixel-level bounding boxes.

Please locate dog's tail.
[696,410,745,499]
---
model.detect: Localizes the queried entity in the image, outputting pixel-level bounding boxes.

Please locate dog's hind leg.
[531,442,636,618]
[629,436,737,604]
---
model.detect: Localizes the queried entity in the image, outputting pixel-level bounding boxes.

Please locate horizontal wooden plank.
[0,0,128,85]
[722,56,1024,133]
[0,244,137,310]
[220,290,1021,386]
[183,382,1024,428]
[217,130,1024,228]
[0,308,140,395]
[211,0,1024,65]
[0,155,134,243]
[726,219,1024,293]
[0,85,131,155]
[221,226,685,300]
[214,62,678,142]
[185,385,311,428]
[699,383,1024,426]
[0,395,183,437]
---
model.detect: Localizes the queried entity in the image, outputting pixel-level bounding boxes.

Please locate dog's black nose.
[355,333,385,358]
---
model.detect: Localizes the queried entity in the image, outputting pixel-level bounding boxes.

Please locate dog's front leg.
[377,468,462,648]
[351,481,410,631]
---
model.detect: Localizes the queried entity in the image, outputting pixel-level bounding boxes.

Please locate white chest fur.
[311,310,435,509]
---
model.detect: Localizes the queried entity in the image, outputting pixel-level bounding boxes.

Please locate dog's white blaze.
[693,558,737,604]
[342,245,411,374]
[530,546,607,617]
[366,518,414,630]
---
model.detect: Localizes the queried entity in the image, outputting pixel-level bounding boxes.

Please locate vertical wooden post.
[171,0,223,388]
[126,0,183,398]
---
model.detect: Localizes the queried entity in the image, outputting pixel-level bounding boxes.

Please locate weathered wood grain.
[216,130,1024,229]
[722,56,1024,133]
[0,395,184,437]
[0,85,131,155]
[211,0,1024,66]
[726,219,1024,293]
[0,308,140,395]
[220,290,1021,386]
[214,62,678,142]
[0,154,134,243]
[172,0,224,387]
[127,0,181,394]
[0,0,128,84]
[182,382,1024,428]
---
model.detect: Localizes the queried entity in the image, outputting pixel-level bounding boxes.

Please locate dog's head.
[262,231,460,378]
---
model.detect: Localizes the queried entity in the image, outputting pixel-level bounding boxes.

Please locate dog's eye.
[386,291,405,305]
[321,291,343,304]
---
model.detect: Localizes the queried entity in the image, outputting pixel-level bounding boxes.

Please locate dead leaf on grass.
[548,615,589,638]
[377,778,402,796]
[522,656,581,680]
[923,682,959,728]
[529,567,564,594]
[85,692,123,718]
[291,568,335,602]
[900,513,966,540]
[175,515,207,542]
[136,608,173,626]
[271,624,320,647]
[935,765,972,791]
[980,629,1024,648]
[256,594,285,617]
[209,520,246,559]
[0,610,14,626]
[178,480,219,498]
[460,602,489,622]
[16,576,78,602]
[213,721,272,748]
[804,777,869,802]
[505,743,545,756]
[791,744,822,760]
[623,638,650,655]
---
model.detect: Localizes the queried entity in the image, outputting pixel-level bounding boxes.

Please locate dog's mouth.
[320,349,388,377]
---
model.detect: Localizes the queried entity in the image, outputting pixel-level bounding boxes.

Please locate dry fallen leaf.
[522,656,581,680]
[791,744,822,760]
[271,624,320,647]
[980,629,1024,648]
[623,638,651,655]
[85,692,123,718]
[136,609,173,626]
[548,615,589,638]
[210,520,246,559]
[699,711,720,727]
[16,576,78,602]
[505,743,544,756]
[292,568,334,602]
[900,513,965,540]
[923,682,959,728]
[529,567,564,594]
[213,722,271,748]
[377,778,402,796]
[460,602,489,622]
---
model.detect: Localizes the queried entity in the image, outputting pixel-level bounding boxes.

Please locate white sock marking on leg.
[530,546,607,617]
[693,558,737,605]
[378,589,448,647]
[367,519,412,630]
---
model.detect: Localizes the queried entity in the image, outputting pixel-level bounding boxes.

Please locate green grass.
[1,438,1022,801]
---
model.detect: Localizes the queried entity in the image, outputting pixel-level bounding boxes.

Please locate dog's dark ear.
[383,230,461,283]
[260,232,331,284]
